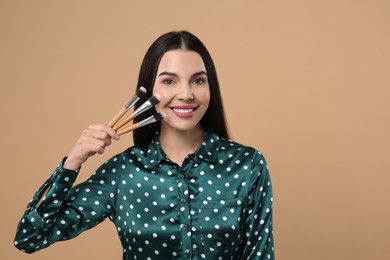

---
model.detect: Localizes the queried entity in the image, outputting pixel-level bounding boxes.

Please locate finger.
[89,124,120,140]
[96,145,105,155]
[85,137,107,151]
[88,130,112,146]
[83,142,105,157]
[104,125,120,140]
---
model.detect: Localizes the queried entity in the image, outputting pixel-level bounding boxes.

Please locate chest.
[113,162,251,257]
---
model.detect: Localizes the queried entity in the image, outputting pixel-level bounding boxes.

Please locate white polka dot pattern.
[14,130,274,259]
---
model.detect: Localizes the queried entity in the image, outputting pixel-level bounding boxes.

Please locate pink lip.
[170,105,197,109]
[170,105,198,119]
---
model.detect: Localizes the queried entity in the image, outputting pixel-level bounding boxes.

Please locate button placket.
[177,167,192,259]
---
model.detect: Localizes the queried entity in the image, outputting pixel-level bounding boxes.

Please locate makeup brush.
[107,86,147,127]
[112,94,161,131]
[117,112,166,136]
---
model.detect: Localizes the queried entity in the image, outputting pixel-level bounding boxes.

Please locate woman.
[14,31,275,259]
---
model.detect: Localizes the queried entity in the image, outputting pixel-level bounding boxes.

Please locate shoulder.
[215,135,268,171]
[94,145,143,168]
[217,135,264,158]
[123,145,148,160]
[89,146,146,178]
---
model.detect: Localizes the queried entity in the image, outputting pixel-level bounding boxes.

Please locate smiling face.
[153,50,210,135]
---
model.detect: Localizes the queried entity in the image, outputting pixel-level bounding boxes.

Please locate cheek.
[153,91,171,112]
[154,103,162,113]
[202,88,211,107]
[152,84,165,110]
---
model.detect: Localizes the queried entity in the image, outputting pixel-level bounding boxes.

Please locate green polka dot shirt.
[15,130,275,259]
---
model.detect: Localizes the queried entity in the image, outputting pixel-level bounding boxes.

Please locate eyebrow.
[158,71,207,77]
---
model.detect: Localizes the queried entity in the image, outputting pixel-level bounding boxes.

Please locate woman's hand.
[63,124,120,170]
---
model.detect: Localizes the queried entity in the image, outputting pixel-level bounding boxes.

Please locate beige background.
[1,0,389,259]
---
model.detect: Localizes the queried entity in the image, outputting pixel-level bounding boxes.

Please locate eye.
[162,79,175,85]
[192,78,207,85]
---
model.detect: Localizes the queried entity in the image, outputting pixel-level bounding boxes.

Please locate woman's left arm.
[241,151,275,259]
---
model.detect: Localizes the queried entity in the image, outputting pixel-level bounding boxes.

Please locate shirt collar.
[145,132,167,166]
[193,129,219,162]
[146,129,219,166]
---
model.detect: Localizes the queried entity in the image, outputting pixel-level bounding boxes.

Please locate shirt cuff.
[26,209,46,229]
[53,157,80,186]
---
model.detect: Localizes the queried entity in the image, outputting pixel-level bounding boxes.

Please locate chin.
[162,121,203,133]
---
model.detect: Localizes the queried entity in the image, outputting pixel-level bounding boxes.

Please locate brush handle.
[107,107,127,127]
[117,123,140,136]
[112,113,136,131]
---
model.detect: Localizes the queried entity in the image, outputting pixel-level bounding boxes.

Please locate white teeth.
[173,108,193,113]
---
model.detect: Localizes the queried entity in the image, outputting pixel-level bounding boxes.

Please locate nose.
[177,84,194,101]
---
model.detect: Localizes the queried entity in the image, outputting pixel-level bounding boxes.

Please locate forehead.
[157,50,206,74]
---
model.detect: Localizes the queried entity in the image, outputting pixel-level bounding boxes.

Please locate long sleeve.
[14,156,121,253]
[241,151,275,259]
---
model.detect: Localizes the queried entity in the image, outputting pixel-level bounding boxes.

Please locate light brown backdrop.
[1,0,389,259]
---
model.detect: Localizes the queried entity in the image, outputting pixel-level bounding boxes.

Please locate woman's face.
[153,50,210,134]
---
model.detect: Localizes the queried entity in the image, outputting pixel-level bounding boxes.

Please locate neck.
[158,125,207,165]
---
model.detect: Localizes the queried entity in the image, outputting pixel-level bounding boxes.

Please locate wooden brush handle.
[107,107,127,128]
[113,113,136,131]
[117,123,140,136]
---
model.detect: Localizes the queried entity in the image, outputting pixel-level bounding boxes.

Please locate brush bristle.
[136,86,147,97]
[149,94,161,106]
[153,112,166,121]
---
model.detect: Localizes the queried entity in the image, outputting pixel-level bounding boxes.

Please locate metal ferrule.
[138,114,158,127]
[124,95,140,110]
[133,100,152,116]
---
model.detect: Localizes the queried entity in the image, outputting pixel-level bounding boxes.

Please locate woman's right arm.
[14,124,120,253]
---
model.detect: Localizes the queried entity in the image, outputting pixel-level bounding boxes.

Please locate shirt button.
[180,199,186,203]
[181,224,188,229]
[179,174,184,179]
[184,249,190,255]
